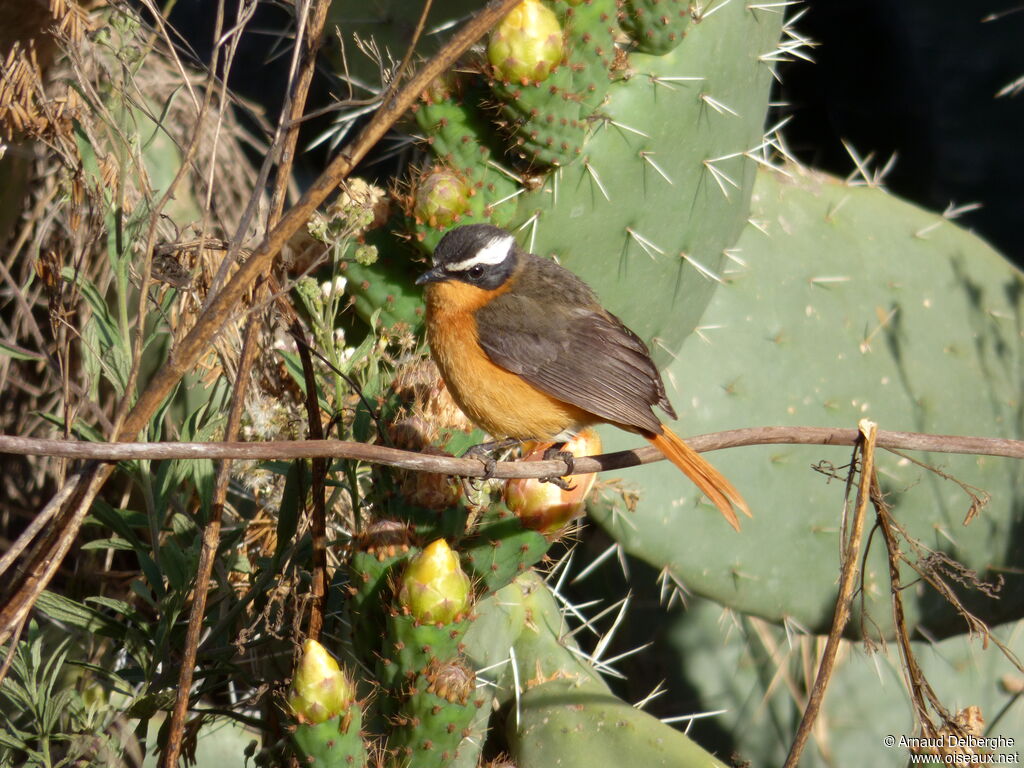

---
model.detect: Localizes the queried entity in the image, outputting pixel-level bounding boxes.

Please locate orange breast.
[425,281,593,440]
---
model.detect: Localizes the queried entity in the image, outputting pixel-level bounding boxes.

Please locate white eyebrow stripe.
[445,234,514,271]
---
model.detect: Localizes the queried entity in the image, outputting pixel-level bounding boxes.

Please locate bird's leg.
[462,438,576,490]
[459,438,523,515]
[539,443,576,491]
[462,437,523,482]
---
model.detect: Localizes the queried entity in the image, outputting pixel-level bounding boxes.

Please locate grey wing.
[474,292,674,433]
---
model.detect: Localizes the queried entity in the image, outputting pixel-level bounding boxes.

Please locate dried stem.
[293,317,329,642]
[160,312,261,768]
[162,0,332,759]
[0,425,1020,478]
[783,420,876,768]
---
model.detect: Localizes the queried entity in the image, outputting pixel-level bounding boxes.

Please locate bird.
[415,223,750,530]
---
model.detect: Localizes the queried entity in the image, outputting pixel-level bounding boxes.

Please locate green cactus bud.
[413,167,473,229]
[488,0,565,85]
[504,428,602,533]
[288,639,356,725]
[420,72,459,105]
[398,539,472,624]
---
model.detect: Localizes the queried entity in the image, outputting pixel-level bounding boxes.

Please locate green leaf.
[159,540,194,592]
[87,500,148,542]
[84,595,135,617]
[275,460,304,562]
[62,267,130,394]
[34,591,125,639]
[80,537,137,551]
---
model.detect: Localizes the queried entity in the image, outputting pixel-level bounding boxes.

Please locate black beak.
[415,265,446,286]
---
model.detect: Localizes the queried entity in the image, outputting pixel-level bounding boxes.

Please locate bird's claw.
[463,438,519,487]
[539,447,576,491]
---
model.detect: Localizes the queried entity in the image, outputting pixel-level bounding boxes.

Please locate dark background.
[775,0,1024,262]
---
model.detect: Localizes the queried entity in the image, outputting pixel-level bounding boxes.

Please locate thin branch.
[0,425,1021,478]
[293,318,329,641]
[783,419,876,768]
[160,311,262,768]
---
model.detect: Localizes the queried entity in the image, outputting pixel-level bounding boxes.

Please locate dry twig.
[783,419,877,768]
[0,425,1020,477]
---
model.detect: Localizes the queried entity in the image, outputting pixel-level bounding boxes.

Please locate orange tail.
[647,426,751,531]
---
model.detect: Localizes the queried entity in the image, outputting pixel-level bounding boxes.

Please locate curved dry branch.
[1,425,1021,479]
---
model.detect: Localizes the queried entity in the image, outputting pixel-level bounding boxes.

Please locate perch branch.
[1,425,1021,478]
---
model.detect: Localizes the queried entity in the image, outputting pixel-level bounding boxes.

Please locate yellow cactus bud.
[398,539,473,624]
[287,639,355,724]
[488,0,564,85]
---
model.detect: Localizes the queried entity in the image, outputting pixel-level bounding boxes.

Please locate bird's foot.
[463,437,522,485]
[539,444,576,491]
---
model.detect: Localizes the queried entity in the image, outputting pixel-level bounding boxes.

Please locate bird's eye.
[467,265,485,280]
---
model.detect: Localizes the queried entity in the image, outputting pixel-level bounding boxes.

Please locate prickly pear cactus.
[388,657,485,768]
[510,678,730,768]
[670,596,1024,767]
[377,539,474,695]
[299,2,1024,763]
[618,0,690,54]
[299,472,734,767]
[589,166,1024,638]
[461,503,552,592]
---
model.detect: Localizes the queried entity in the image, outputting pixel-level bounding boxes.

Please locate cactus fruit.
[288,639,367,767]
[504,429,602,533]
[588,166,1024,638]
